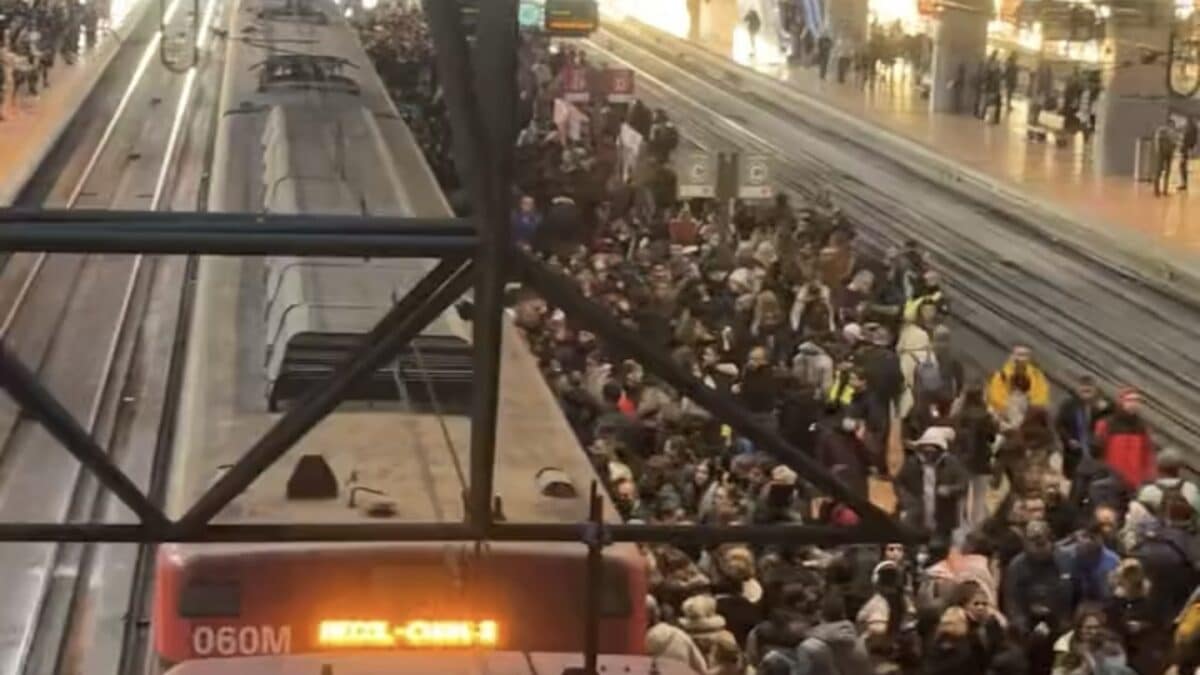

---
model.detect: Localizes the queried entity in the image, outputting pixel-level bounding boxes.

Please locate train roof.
[162,652,701,675]
[172,0,618,546]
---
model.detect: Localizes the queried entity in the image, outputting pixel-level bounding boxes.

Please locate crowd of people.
[361,6,1200,675]
[0,0,100,118]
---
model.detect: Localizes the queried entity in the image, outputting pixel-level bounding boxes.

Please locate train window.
[535,468,577,499]
[179,581,242,618]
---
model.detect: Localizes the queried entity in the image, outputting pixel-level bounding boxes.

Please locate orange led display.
[317,620,499,649]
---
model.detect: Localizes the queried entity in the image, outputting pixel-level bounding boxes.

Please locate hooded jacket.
[798,620,871,675]
[895,449,969,535]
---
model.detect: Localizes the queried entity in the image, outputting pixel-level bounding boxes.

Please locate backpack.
[1158,479,1196,529]
[913,351,944,401]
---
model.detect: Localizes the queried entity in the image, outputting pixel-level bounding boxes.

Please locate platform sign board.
[676,152,718,199]
[605,68,635,103]
[738,155,774,200]
[561,65,590,103]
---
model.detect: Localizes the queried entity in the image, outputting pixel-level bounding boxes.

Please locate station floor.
[0,17,135,206]
[733,53,1200,256]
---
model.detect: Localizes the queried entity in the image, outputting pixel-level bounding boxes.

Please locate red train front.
[153,542,647,667]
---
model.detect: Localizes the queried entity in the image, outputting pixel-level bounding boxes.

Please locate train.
[152,0,644,668]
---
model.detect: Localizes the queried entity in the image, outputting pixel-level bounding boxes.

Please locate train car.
[152,0,645,667]
[163,652,701,675]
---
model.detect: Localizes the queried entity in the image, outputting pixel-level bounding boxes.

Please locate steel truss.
[0,1,918,669]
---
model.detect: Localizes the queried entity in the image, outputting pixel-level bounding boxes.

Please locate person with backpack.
[1134,448,1200,529]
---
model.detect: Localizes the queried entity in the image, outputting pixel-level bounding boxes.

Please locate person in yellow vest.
[986,345,1050,415]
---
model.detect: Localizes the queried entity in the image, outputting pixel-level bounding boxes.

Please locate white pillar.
[1096,0,1172,176]
[929,0,990,114]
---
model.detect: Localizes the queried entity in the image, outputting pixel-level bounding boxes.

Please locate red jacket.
[1095,414,1156,489]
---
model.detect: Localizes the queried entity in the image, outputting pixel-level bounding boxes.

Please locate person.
[1003,52,1019,112]
[1060,523,1120,606]
[817,31,833,80]
[987,345,1050,416]
[511,194,542,246]
[1154,119,1178,197]
[1134,447,1200,527]
[955,383,998,529]
[1182,116,1198,191]
[1054,375,1110,480]
[1051,604,1132,675]
[744,9,761,60]
[895,427,969,540]
[1092,387,1155,492]
[1004,521,1073,675]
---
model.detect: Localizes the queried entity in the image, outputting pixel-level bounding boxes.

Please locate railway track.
[0,0,224,672]
[583,27,1200,466]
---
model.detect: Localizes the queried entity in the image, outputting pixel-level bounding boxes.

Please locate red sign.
[561,65,590,103]
[605,67,635,103]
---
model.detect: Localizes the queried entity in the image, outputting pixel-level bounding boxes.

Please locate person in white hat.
[895,427,969,540]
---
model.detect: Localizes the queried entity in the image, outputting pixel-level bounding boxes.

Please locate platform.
[600,19,1200,295]
[0,2,146,206]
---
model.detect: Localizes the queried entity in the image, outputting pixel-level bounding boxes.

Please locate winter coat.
[646,621,708,673]
[924,636,978,675]
[1055,395,1111,465]
[1094,412,1155,490]
[799,620,872,675]
[955,404,998,475]
[1069,454,1128,512]
[986,360,1050,413]
[858,345,904,408]
[1127,523,1198,621]
[1002,550,1073,635]
[1058,541,1119,605]
[895,451,969,536]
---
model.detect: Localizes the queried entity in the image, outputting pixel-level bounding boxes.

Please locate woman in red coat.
[1093,388,1156,490]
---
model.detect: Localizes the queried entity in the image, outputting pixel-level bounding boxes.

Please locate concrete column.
[1096,0,1172,176]
[824,0,867,45]
[929,0,990,114]
[699,0,739,57]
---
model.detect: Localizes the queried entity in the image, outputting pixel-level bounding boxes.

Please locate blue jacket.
[1059,541,1120,604]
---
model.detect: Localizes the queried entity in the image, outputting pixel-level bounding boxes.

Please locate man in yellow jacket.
[986,345,1050,415]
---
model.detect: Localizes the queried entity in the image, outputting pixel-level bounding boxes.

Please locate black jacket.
[895,451,969,536]
[955,404,997,475]
[1002,551,1073,635]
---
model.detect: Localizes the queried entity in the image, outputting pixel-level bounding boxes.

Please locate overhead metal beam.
[423,0,515,532]
[174,258,475,534]
[0,342,170,528]
[0,521,919,544]
[0,227,475,257]
[0,209,474,234]
[515,250,911,538]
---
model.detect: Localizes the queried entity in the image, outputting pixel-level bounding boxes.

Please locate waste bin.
[1134,136,1158,183]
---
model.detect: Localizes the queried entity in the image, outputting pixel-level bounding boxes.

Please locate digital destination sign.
[317,620,499,649]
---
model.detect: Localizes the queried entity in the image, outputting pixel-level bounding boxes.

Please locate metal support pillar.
[0,342,169,527]
[582,483,604,675]
[175,259,474,532]
[516,251,906,533]
[422,0,516,532]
